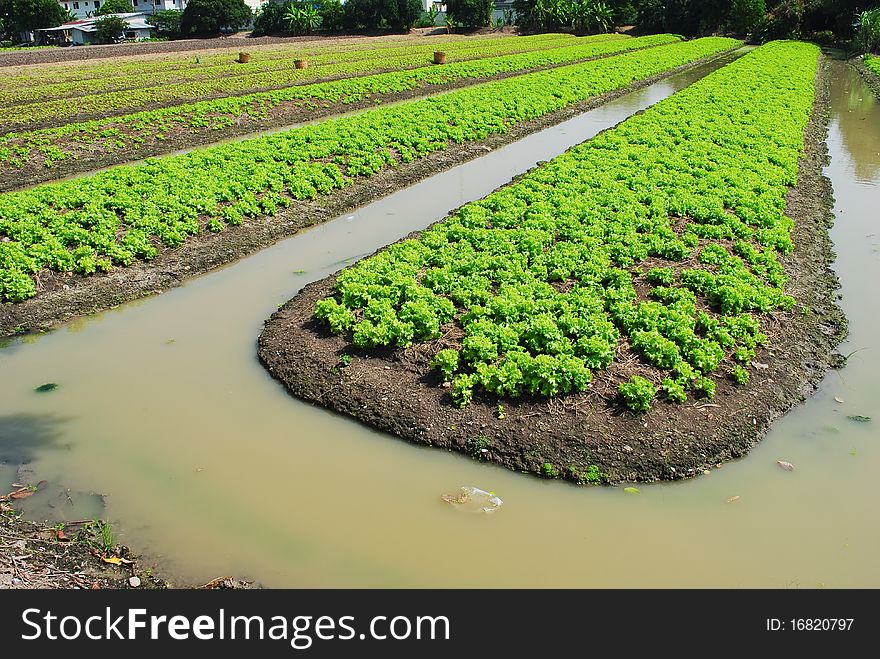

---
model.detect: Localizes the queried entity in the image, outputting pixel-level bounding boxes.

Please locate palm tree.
[284,3,321,35]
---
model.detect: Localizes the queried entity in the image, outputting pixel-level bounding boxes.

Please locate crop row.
[311,41,819,412]
[0,33,593,106]
[0,35,687,171]
[0,35,649,132]
[0,37,738,304]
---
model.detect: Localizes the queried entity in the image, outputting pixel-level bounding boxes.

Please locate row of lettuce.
[1,34,607,130]
[866,54,880,79]
[311,41,819,412]
[0,37,739,304]
[1,33,589,108]
[0,34,687,171]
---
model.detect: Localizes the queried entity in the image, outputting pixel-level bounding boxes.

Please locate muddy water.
[1,57,877,588]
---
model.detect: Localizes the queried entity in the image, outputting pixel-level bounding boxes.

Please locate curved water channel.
[1,56,877,588]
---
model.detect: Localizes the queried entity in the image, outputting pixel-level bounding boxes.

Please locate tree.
[0,0,13,40]
[729,0,765,35]
[94,14,128,42]
[251,1,287,36]
[97,0,134,15]
[180,0,252,36]
[636,0,734,36]
[514,0,616,33]
[316,0,344,31]
[446,0,493,28]
[574,0,613,33]
[855,7,880,53]
[9,0,67,34]
[147,9,183,37]
[344,0,422,31]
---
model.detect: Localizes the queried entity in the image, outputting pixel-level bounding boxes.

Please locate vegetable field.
[0,34,610,130]
[0,36,737,305]
[0,34,682,176]
[310,41,819,412]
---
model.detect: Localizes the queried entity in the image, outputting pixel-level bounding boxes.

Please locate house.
[56,0,262,20]
[36,13,155,44]
[57,1,189,21]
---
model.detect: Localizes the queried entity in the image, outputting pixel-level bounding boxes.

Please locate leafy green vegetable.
[310,41,819,412]
[0,38,737,304]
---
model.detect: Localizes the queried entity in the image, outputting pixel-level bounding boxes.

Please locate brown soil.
[3,494,258,591]
[256,58,847,484]
[853,56,880,99]
[1,505,255,589]
[0,30,511,68]
[0,41,687,192]
[0,53,734,337]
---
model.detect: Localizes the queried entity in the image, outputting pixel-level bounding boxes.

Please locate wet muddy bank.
[0,53,735,338]
[1,506,253,589]
[257,60,847,485]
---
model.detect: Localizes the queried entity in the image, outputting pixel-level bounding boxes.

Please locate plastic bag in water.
[441,486,503,514]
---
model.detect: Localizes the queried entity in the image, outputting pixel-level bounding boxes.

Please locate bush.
[8,0,67,35]
[96,0,134,15]
[180,0,252,36]
[95,15,128,43]
[147,10,183,38]
[446,0,492,28]
[810,29,835,45]
[317,0,345,31]
[414,8,439,28]
[728,0,765,36]
[514,0,615,34]
[344,0,423,31]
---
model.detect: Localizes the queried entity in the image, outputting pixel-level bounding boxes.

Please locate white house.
[37,12,155,44]
[57,0,188,20]
[57,0,263,20]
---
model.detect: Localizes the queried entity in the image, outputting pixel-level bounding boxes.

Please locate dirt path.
[256,59,847,484]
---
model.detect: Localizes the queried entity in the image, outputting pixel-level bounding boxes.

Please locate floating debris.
[34,383,58,393]
[726,495,741,503]
[441,486,503,513]
[834,396,844,404]
[623,486,640,495]
[777,460,795,471]
[847,415,871,423]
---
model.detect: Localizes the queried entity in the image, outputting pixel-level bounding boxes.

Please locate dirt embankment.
[256,59,847,485]
[0,52,735,338]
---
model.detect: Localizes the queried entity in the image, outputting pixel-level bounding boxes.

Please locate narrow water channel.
[1,56,876,588]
